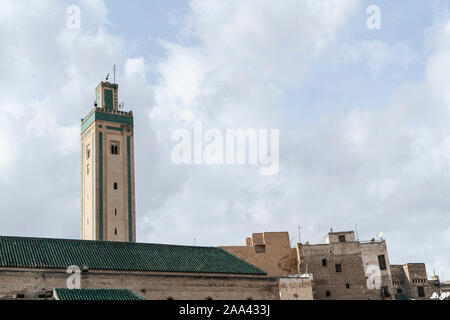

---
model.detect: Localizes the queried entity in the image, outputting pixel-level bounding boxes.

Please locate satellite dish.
[377,232,384,239]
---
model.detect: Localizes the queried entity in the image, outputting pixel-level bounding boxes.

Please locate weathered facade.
[391,263,434,300]
[297,234,382,300]
[222,230,435,300]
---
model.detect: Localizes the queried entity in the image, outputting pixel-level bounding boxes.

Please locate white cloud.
[0,0,449,282]
[340,40,415,76]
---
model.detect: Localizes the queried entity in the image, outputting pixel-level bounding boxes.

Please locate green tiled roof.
[0,236,266,275]
[54,288,145,300]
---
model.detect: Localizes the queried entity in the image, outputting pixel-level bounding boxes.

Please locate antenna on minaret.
[113,64,116,84]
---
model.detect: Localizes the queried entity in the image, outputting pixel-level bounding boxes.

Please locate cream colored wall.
[81,123,96,241]
[359,241,394,298]
[81,119,136,242]
[104,128,127,242]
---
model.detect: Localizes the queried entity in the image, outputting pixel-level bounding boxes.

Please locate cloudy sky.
[0,0,449,280]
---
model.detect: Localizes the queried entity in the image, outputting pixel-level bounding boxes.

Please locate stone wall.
[298,242,380,300]
[0,268,279,300]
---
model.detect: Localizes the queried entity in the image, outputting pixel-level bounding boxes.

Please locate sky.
[0,0,449,280]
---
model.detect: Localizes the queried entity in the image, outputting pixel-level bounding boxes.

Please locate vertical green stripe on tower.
[127,135,132,242]
[81,142,84,240]
[92,134,95,239]
[99,132,103,241]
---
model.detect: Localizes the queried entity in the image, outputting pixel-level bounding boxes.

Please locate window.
[397,289,403,294]
[326,291,331,297]
[114,228,117,235]
[86,164,90,175]
[335,264,342,273]
[114,182,118,190]
[378,255,387,270]
[322,259,327,267]
[111,141,119,155]
[417,286,425,297]
[114,209,117,216]
[346,283,350,289]
[338,234,346,242]
[86,145,91,159]
[380,287,390,297]
[255,245,266,253]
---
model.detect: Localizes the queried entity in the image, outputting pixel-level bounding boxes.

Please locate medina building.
[222,229,434,300]
[0,81,279,300]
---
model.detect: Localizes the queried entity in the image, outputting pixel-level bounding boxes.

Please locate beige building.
[81,81,136,242]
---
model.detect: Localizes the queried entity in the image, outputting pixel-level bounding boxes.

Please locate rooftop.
[53,288,145,301]
[0,236,267,275]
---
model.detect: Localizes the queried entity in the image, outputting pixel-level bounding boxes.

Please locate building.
[221,232,313,300]
[223,229,436,300]
[391,263,434,300]
[81,81,136,242]
[0,236,279,300]
[297,231,383,300]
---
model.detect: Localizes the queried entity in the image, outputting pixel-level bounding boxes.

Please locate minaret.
[80,81,136,242]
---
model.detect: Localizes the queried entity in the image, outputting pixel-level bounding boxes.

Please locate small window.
[335,264,342,273]
[114,182,118,190]
[417,286,425,297]
[114,228,117,235]
[338,234,346,242]
[16,294,25,299]
[326,291,331,297]
[86,164,90,175]
[378,255,387,270]
[396,288,402,294]
[115,209,117,216]
[322,259,327,267]
[255,245,266,253]
[86,145,91,159]
[111,141,119,155]
[380,286,390,297]
[346,283,350,289]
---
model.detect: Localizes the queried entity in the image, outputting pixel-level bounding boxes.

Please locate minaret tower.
[80,81,136,242]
